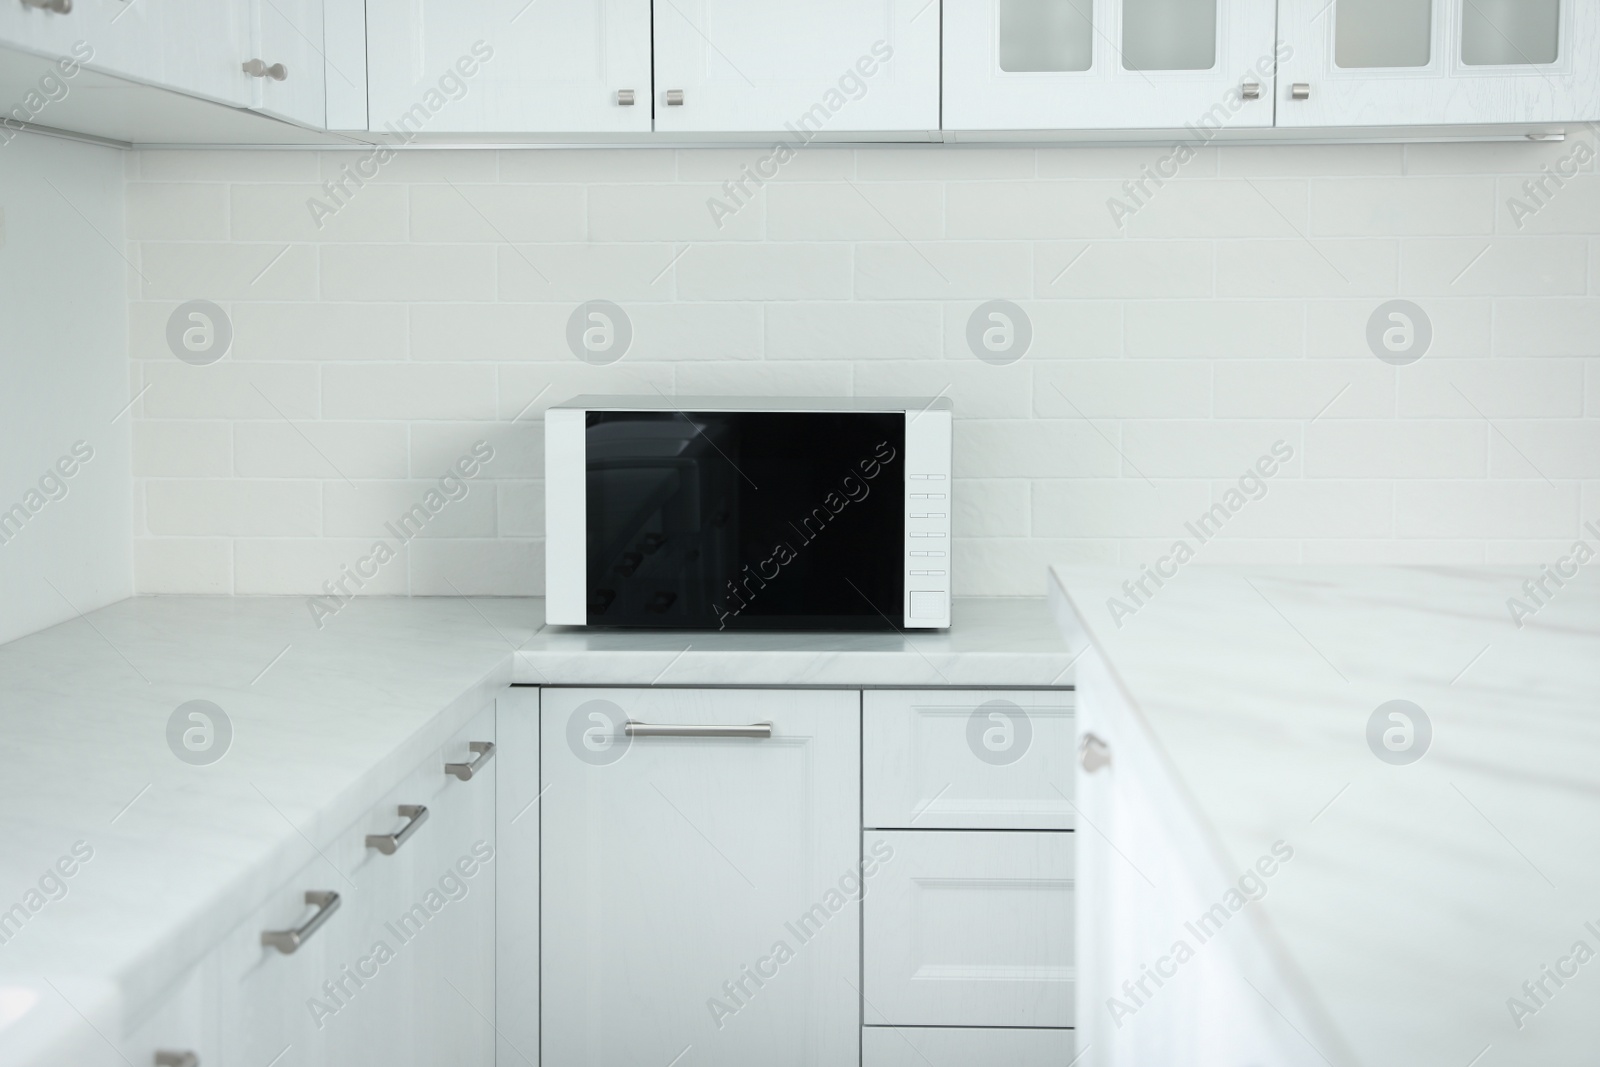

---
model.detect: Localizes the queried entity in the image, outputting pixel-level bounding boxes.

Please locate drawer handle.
[625,721,772,739]
[261,891,340,954]
[1079,733,1112,774]
[365,804,429,855]
[21,0,73,12]
[155,1054,199,1067]
[665,89,684,106]
[445,741,496,781]
[1291,82,1310,100]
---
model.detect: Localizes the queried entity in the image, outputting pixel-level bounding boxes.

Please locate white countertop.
[1049,566,1600,1067]
[0,593,1070,1058]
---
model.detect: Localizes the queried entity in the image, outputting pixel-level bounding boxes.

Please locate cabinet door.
[249,0,325,128]
[863,830,1075,1028]
[0,0,164,90]
[1278,0,1600,125]
[943,0,1277,131]
[118,957,221,1067]
[652,0,938,133]
[542,688,861,1067]
[496,687,541,1066]
[365,0,652,134]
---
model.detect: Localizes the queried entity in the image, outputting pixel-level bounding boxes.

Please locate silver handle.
[445,741,496,781]
[617,88,635,106]
[261,891,340,954]
[365,804,428,855]
[242,59,288,81]
[1079,733,1111,774]
[1291,82,1310,100]
[665,89,684,106]
[1241,81,1260,100]
[154,1054,199,1067]
[20,0,72,12]
[625,721,773,739]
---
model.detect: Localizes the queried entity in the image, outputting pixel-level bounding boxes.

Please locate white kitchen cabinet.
[365,0,652,135]
[863,830,1075,1029]
[117,957,221,1067]
[1277,0,1600,126]
[247,0,325,127]
[864,689,1075,830]
[541,687,861,1067]
[495,686,541,1067]
[862,1025,1076,1067]
[652,0,939,133]
[943,0,1278,131]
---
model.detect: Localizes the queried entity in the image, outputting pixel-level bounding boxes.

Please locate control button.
[909,474,947,480]
[911,512,947,520]
[910,550,946,558]
[909,532,947,538]
[909,591,945,619]
[911,493,946,500]
[911,570,947,576]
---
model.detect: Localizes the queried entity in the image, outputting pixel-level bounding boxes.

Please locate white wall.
[0,131,131,643]
[123,141,1599,597]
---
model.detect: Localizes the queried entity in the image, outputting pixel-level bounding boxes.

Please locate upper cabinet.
[1278,0,1600,126]
[652,0,939,133]
[247,0,325,127]
[366,0,653,134]
[944,0,1279,130]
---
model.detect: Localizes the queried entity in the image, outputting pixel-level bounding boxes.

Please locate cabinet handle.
[242,59,289,81]
[365,804,429,855]
[445,741,496,781]
[1079,733,1111,774]
[20,0,72,13]
[617,89,636,106]
[261,891,340,954]
[665,89,684,106]
[154,1054,199,1067]
[1241,81,1260,100]
[625,721,773,739]
[1291,82,1310,100]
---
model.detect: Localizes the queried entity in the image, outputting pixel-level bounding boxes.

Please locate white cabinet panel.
[249,0,325,127]
[652,0,939,133]
[943,0,1278,131]
[365,0,652,134]
[496,686,541,1066]
[1278,0,1600,126]
[118,957,221,1067]
[864,830,1075,1028]
[862,1025,1076,1066]
[542,687,861,1067]
[865,690,1075,830]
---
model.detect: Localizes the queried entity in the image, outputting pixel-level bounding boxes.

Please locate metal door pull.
[625,721,773,738]
[261,891,340,954]
[446,741,496,781]
[365,804,429,855]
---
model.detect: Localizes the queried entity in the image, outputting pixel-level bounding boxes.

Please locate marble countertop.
[0,593,1069,1059]
[1049,566,1600,1067]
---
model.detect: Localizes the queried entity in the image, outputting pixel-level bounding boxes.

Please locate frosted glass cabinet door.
[366,0,652,134]
[943,0,1278,131]
[1278,0,1600,126]
[652,0,939,133]
[541,688,861,1067]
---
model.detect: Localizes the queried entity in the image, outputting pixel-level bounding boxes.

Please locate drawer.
[865,690,1075,830]
[864,830,1075,1028]
[863,1025,1076,1066]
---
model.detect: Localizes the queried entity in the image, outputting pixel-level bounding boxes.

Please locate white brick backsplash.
[411,184,586,243]
[234,422,410,479]
[124,143,1600,594]
[146,480,320,536]
[322,363,497,420]
[233,303,407,361]
[767,182,943,242]
[323,480,497,538]
[232,184,408,243]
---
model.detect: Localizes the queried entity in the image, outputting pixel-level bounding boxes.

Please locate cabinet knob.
[1291,82,1310,100]
[616,88,636,106]
[242,58,288,81]
[20,0,72,13]
[154,1054,199,1067]
[665,89,684,106]
[1241,81,1261,100]
[1079,733,1111,774]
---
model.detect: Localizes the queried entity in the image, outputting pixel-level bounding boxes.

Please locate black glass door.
[584,411,905,630]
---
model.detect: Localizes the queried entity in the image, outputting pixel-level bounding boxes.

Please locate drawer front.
[863,1025,1076,1066]
[865,690,1075,830]
[864,830,1075,1028]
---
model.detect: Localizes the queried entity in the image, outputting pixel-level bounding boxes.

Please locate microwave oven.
[545,396,952,631]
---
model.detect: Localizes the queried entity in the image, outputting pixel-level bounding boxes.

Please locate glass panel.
[1335,0,1432,68]
[1462,0,1559,64]
[999,0,1094,72]
[1122,0,1218,71]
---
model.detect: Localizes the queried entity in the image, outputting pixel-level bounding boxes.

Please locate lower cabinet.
[862,1026,1077,1067]
[128,701,499,1067]
[538,687,861,1067]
